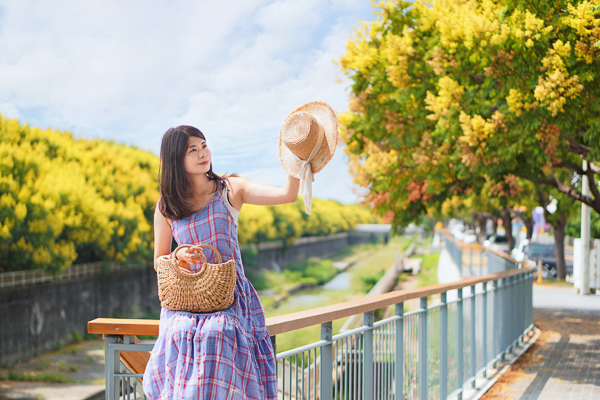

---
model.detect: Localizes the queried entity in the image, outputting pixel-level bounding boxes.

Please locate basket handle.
[170,244,222,264]
[194,244,222,264]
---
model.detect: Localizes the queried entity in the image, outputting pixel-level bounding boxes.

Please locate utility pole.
[581,160,591,295]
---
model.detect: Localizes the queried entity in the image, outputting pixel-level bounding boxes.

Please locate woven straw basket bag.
[156,244,236,313]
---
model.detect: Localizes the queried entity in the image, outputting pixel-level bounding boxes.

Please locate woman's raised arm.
[227,175,300,209]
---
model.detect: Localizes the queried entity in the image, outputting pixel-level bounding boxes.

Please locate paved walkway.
[482,285,600,400]
[0,340,104,400]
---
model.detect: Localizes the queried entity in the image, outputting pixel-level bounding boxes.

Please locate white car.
[463,230,478,244]
[484,235,510,253]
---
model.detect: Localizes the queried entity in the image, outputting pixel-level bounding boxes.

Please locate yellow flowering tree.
[0,114,378,272]
[339,0,600,248]
[0,115,159,273]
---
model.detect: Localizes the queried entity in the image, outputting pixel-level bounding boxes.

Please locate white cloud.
[0,0,376,202]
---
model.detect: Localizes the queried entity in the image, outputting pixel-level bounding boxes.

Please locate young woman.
[143,125,300,399]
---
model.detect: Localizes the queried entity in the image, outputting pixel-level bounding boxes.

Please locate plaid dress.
[143,189,277,399]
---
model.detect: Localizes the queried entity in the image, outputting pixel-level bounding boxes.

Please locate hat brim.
[279,101,338,179]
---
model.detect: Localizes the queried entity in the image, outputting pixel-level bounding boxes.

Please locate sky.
[0,0,378,203]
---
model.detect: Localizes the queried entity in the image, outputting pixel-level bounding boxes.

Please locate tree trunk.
[523,214,534,240]
[501,209,515,252]
[550,212,567,280]
[492,217,498,235]
[473,213,487,243]
[478,215,487,244]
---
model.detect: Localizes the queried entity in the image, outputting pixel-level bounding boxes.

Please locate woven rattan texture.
[156,244,236,313]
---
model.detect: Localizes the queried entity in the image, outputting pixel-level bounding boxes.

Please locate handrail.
[486,246,519,263]
[439,229,484,250]
[88,266,533,338]
[439,229,465,247]
[439,229,519,262]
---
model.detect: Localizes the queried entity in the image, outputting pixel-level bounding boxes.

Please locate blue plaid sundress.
[143,189,277,399]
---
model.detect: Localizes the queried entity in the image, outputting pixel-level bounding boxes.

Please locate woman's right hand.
[176,246,204,265]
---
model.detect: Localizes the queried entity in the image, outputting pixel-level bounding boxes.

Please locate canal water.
[261,237,412,353]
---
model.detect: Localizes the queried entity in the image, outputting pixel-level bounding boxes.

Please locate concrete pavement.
[482,285,600,399]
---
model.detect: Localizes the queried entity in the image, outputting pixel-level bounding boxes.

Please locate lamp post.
[581,160,591,295]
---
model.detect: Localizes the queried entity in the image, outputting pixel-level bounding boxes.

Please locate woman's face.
[183,136,211,176]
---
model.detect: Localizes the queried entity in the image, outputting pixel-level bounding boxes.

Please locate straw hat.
[279,101,338,214]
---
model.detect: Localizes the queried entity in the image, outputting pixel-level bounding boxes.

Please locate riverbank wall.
[0,229,388,365]
[243,230,387,271]
[0,266,159,366]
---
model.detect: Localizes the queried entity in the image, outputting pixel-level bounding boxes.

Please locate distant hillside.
[0,115,378,273]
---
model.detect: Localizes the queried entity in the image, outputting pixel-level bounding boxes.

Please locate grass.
[416,252,441,288]
[262,236,413,353]
[247,257,339,296]
[0,370,75,383]
[348,236,411,292]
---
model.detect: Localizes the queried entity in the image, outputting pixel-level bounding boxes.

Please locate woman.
[143,125,300,399]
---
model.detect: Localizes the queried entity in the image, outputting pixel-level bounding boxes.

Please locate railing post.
[419,297,428,400]
[270,336,277,386]
[499,277,506,361]
[480,248,484,276]
[320,322,333,400]
[363,311,374,400]
[395,303,404,400]
[457,288,464,400]
[482,282,488,378]
[491,280,498,369]
[105,335,120,400]
[508,276,514,353]
[440,292,448,399]
[529,271,534,328]
[470,285,476,388]
[469,248,473,276]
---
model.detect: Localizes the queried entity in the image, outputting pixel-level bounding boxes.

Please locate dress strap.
[221,181,239,226]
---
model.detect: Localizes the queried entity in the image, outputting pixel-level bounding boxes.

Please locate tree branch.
[527,174,599,213]
[584,166,600,211]
[561,132,591,156]
[469,74,485,84]
[555,162,585,175]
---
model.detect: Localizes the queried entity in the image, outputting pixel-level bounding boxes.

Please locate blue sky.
[0,0,378,203]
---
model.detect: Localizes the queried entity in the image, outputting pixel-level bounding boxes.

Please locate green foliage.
[247,257,339,295]
[238,198,380,245]
[0,370,74,383]
[0,114,378,273]
[288,257,338,286]
[0,115,159,273]
[360,268,386,293]
[417,252,441,289]
[339,0,600,227]
[566,209,600,238]
[72,330,83,344]
[240,246,259,267]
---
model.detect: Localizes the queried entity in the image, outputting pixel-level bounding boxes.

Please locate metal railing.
[441,231,516,277]
[443,234,463,273]
[0,262,150,289]
[89,264,534,400]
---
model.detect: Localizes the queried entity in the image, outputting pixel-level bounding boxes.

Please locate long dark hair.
[158,125,225,220]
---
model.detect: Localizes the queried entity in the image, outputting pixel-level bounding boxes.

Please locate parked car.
[514,240,558,279]
[484,235,510,253]
[463,229,478,244]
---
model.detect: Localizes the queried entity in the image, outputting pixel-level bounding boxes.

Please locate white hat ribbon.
[289,119,325,214]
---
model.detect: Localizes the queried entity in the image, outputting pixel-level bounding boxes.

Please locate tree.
[339,0,600,233]
[0,114,379,273]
